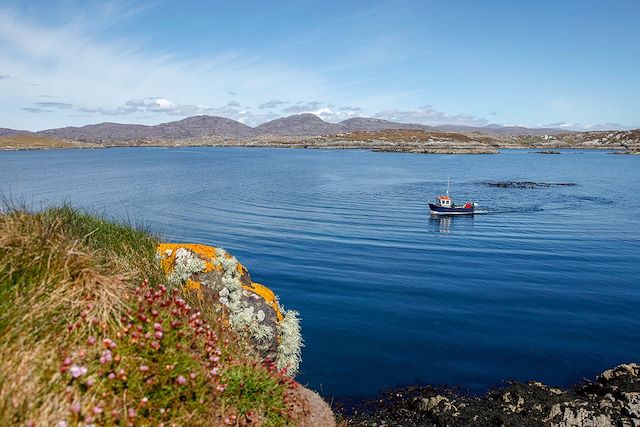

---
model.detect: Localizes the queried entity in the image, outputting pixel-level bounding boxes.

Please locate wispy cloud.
[538,122,634,131]
[34,101,72,109]
[0,74,13,79]
[22,107,51,113]
[0,4,329,129]
[282,101,323,113]
[258,99,288,109]
[374,105,489,127]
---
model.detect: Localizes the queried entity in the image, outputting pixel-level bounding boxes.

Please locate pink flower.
[92,406,103,415]
[154,331,163,339]
[139,365,149,373]
[102,338,116,349]
[176,375,187,385]
[150,341,160,350]
[209,368,219,376]
[216,384,226,392]
[153,322,163,331]
[140,397,148,405]
[127,408,136,418]
[108,372,115,380]
[99,349,112,365]
[69,402,81,413]
[69,365,87,378]
[63,357,72,366]
[86,336,96,345]
[86,377,95,387]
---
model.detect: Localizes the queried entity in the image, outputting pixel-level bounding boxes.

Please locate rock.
[156,243,303,375]
[417,395,449,412]
[296,387,336,427]
[556,406,612,427]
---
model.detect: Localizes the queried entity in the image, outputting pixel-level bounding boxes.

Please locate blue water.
[1,147,639,398]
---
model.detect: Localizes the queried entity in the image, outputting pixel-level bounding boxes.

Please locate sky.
[1,0,639,131]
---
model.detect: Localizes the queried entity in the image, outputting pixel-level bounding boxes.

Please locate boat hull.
[428,203,475,215]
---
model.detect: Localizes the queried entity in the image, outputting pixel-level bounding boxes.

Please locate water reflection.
[430,214,474,233]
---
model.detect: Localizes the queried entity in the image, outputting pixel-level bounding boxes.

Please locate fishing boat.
[428,178,477,215]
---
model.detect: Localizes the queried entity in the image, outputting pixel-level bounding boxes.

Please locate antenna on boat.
[446,176,450,195]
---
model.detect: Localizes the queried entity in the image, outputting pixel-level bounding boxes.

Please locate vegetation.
[0,205,303,426]
[0,134,90,150]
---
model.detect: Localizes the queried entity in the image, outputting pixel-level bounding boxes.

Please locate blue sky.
[1,0,639,131]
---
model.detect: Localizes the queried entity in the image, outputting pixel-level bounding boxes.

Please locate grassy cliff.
[0,206,307,426]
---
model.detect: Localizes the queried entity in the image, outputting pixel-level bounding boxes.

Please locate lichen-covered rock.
[157,243,303,375]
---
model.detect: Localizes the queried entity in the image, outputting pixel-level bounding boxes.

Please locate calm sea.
[1,147,639,398]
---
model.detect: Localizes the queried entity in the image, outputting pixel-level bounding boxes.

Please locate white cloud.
[374,105,489,127]
[0,6,329,130]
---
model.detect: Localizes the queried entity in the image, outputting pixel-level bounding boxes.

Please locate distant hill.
[254,113,341,136]
[0,113,594,143]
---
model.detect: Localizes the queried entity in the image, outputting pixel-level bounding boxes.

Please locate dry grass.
[0,134,89,150]
[0,210,133,425]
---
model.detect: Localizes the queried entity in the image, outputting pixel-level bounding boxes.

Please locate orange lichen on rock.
[156,242,283,320]
[243,282,284,322]
[157,243,224,274]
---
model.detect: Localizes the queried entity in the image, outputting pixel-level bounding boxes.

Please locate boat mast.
[446,176,450,195]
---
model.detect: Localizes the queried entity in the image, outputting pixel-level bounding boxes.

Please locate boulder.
[157,243,303,375]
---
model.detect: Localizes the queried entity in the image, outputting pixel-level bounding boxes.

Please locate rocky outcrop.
[156,243,303,375]
[345,364,640,427]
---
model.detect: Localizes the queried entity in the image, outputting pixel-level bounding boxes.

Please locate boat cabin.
[436,195,452,207]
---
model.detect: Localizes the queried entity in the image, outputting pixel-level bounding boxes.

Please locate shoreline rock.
[342,363,640,426]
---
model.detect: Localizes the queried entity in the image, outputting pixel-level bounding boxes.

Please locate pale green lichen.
[167,248,206,286]
[276,309,303,375]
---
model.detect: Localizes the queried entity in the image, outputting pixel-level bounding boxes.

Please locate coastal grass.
[0,205,301,426]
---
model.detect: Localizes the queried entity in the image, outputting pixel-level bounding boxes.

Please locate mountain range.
[1,113,573,142]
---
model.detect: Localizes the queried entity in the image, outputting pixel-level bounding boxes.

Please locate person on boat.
[464,202,472,209]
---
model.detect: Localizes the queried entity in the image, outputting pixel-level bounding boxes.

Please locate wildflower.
[153,322,163,331]
[139,365,149,373]
[176,375,187,385]
[216,384,226,392]
[70,365,87,378]
[150,341,161,350]
[209,368,219,376]
[92,406,103,415]
[57,421,68,427]
[108,372,115,380]
[127,408,136,418]
[63,357,72,366]
[209,355,220,363]
[190,372,197,379]
[140,397,148,405]
[154,330,163,339]
[86,377,95,387]
[102,338,116,349]
[99,349,112,365]
[69,402,81,413]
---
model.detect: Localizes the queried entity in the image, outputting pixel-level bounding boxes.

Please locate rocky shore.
[343,364,640,427]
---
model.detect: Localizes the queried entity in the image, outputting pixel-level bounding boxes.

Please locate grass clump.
[0,206,303,426]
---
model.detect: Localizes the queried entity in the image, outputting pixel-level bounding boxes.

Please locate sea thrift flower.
[154,330,163,339]
[150,341,161,350]
[176,375,187,385]
[69,402,81,414]
[92,406,103,415]
[86,377,95,387]
[103,338,116,349]
[99,349,112,364]
[70,365,87,378]
[154,322,163,331]
[63,357,72,366]
[108,372,115,380]
[139,365,149,373]
[127,408,136,418]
